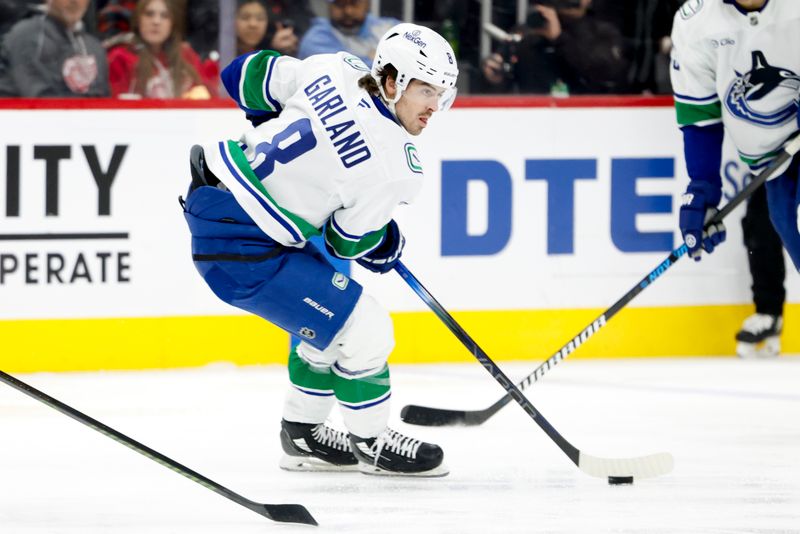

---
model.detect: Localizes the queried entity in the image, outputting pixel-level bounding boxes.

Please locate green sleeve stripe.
[225,141,321,239]
[739,148,781,167]
[241,50,281,112]
[324,222,385,259]
[675,100,722,126]
[333,365,391,404]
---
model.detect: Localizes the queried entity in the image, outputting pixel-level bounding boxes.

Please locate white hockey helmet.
[371,23,459,111]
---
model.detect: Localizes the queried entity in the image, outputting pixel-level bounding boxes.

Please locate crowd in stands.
[0,0,683,99]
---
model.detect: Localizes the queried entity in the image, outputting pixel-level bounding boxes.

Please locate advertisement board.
[1,98,797,371]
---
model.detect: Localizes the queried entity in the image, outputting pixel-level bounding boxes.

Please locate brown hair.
[358,65,398,97]
[131,0,200,97]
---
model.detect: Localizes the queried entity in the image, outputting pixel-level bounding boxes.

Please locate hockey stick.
[401,134,800,427]
[0,370,318,526]
[395,262,674,480]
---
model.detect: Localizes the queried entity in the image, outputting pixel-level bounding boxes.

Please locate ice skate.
[279,420,358,472]
[350,428,449,477]
[735,314,782,359]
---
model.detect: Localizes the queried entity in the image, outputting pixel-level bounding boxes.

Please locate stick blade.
[260,504,318,526]
[578,451,674,480]
[400,404,474,426]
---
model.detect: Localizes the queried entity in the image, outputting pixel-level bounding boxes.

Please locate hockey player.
[670,0,798,354]
[735,184,785,358]
[181,23,457,477]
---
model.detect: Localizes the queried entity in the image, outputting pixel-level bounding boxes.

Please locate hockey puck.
[608,476,634,485]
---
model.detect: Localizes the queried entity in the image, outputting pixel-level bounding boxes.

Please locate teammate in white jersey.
[181,23,457,476]
[670,0,800,273]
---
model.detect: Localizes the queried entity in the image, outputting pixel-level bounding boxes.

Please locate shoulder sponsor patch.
[679,0,703,20]
[404,143,422,174]
[343,55,370,72]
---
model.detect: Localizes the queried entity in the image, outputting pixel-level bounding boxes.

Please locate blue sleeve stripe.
[748,158,776,171]
[220,53,264,115]
[221,53,278,115]
[673,92,718,104]
[264,55,283,113]
[239,54,254,109]
[330,213,366,240]
[220,54,247,104]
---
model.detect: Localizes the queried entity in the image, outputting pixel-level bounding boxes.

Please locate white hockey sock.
[282,385,336,424]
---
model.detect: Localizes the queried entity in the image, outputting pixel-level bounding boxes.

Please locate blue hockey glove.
[679,182,726,261]
[357,220,405,274]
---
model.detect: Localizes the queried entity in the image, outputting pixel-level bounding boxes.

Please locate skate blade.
[279,454,359,473]
[736,337,780,359]
[357,462,450,478]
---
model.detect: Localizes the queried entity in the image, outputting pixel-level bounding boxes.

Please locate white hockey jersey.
[670,0,800,170]
[204,50,424,256]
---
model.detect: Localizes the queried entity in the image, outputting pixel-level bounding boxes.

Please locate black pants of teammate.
[742,183,785,317]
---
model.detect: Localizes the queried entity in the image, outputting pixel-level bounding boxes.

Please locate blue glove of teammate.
[679,181,726,261]
[357,220,405,274]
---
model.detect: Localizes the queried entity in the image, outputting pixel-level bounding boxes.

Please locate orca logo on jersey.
[724,51,800,127]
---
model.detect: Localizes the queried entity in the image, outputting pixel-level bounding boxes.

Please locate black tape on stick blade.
[608,476,634,485]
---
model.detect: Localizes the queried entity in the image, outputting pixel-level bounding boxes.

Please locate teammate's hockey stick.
[395,262,674,481]
[401,134,800,428]
[0,370,318,526]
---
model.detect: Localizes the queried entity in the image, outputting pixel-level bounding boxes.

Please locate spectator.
[185,0,218,60]
[185,0,308,64]
[0,0,109,97]
[477,0,632,95]
[264,19,298,57]
[0,0,43,38]
[606,0,682,94]
[235,0,270,56]
[96,0,136,43]
[263,0,313,38]
[478,4,562,94]
[263,0,315,57]
[189,0,290,99]
[107,0,212,98]
[555,0,632,94]
[298,0,398,66]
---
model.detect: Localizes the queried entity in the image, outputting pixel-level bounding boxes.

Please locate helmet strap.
[376,77,403,118]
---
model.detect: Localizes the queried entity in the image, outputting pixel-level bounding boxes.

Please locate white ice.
[1,357,799,534]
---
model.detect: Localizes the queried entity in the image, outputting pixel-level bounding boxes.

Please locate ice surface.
[1,357,799,533]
